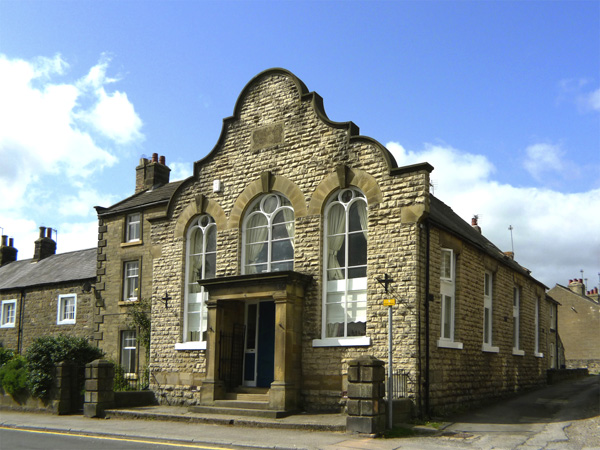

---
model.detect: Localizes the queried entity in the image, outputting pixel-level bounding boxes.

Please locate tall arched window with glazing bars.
[323,187,368,339]
[182,214,216,347]
[242,193,294,274]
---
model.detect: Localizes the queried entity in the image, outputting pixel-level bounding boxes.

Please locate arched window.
[323,187,367,339]
[242,193,294,274]
[179,214,216,348]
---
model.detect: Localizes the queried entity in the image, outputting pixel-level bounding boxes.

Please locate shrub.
[0,347,15,367]
[25,335,104,399]
[0,355,28,396]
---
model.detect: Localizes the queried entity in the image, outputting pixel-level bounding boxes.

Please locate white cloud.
[523,142,563,181]
[0,53,144,257]
[387,141,600,288]
[169,161,193,181]
[583,88,600,112]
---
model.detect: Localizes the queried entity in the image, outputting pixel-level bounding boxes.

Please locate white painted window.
[482,271,498,352]
[177,214,215,350]
[242,193,294,274]
[125,213,141,242]
[549,342,556,369]
[57,294,76,325]
[438,249,463,349]
[0,299,16,328]
[550,303,557,331]
[314,188,369,347]
[534,297,543,357]
[123,261,139,301]
[512,287,524,355]
[121,330,137,374]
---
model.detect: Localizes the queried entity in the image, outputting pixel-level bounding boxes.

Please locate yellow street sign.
[383,298,396,306]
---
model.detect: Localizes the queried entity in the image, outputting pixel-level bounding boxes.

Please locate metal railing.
[385,369,409,399]
[113,364,150,391]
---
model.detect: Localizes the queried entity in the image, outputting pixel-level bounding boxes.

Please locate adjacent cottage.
[97,69,555,415]
[548,279,600,374]
[0,229,96,353]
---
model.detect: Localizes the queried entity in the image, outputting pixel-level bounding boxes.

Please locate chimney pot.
[1,235,7,247]
[152,153,158,162]
[159,155,166,165]
[46,228,52,238]
[8,238,13,247]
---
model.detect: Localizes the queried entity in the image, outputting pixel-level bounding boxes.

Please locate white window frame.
[176,214,215,351]
[0,299,17,328]
[241,193,294,275]
[438,249,463,349]
[125,213,141,242]
[313,187,371,348]
[534,297,543,357]
[120,330,137,374]
[123,260,139,301]
[512,287,524,356]
[550,303,557,331]
[482,271,499,352]
[549,342,556,369]
[57,294,76,325]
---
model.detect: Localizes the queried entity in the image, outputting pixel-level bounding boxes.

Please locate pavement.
[1,375,599,450]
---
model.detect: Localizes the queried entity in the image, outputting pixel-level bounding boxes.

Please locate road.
[0,426,256,450]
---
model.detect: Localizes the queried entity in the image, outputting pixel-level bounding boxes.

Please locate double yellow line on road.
[0,425,234,449]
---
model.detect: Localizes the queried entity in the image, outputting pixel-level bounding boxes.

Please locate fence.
[385,369,409,399]
[113,364,149,391]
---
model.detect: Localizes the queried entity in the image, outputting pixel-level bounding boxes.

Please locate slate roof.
[96,179,187,217]
[429,195,544,285]
[0,248,96,291]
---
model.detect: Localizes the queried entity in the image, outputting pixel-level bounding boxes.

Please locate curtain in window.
[245,214,268,274]
[327,204,345,280]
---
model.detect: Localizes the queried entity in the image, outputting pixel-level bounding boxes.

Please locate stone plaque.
[251,123,284,151]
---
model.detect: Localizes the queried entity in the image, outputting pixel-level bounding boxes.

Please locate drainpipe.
[17,289,25,354]
[424,218,431,418]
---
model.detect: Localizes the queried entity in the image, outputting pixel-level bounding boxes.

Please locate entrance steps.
[189,388,291,419]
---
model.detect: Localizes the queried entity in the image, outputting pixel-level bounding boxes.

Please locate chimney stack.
[33,226,56,262]
[0,235,18,266]
[471,216,482,234]
[135,154,171,194]
[568,278,585,296]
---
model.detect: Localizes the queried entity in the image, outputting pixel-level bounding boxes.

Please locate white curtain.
[356,200,368,237]
[245,213,268,273]
[282,207,295,249]
[327,204,346,280]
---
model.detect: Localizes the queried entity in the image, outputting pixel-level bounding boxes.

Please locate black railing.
[385,369,409,399]
[113,364,149,391]
[219,324,245,389]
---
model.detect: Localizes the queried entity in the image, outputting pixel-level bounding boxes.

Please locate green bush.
[0,355,28,396]
[25,335,104,399]
[0,347,15,367]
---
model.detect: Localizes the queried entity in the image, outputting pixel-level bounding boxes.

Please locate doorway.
[243,301,275,388]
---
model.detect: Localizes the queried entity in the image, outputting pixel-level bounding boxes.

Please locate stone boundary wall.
[547,368,589,384]
[565,359,600,374]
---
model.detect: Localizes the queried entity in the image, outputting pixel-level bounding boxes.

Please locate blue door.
[243,301,275,387]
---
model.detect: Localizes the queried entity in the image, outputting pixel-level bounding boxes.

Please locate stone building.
[94,154,184,378]
[0,229,96,353]
[548,279,600,374]
[98,68,553,415]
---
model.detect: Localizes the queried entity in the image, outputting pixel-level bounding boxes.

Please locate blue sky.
[0,0,598,289]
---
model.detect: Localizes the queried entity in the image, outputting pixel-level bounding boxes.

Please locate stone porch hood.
[198,271,312,412]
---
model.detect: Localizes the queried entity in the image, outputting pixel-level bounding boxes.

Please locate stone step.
[224,392,270,402]
[214,399,270,410]
[189,405,290,419]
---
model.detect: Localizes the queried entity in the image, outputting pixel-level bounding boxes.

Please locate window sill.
[0,324,15,329]
[119,300,139,306]
[312,336,371,347]
[57,321,75,326]
[121,240,143,248]
[175,342,207,351]
[512,348,525,356]
[437,339,463,349]
[482,344,499,353]
[535,352,544,358]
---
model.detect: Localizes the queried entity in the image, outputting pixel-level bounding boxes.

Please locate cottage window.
[125,213,141,242]
[176,214,215,350]
[512,287,524,355]
[549,302,557,331]
[242,193,294,274]
[57,294,76,325]
[121,330,137,374]
[534,297,543,357]
[123,261,139,301]
[0,299,16,328]
[482,271,499,352]
[313,188,370,347]
[438,249,463,349]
